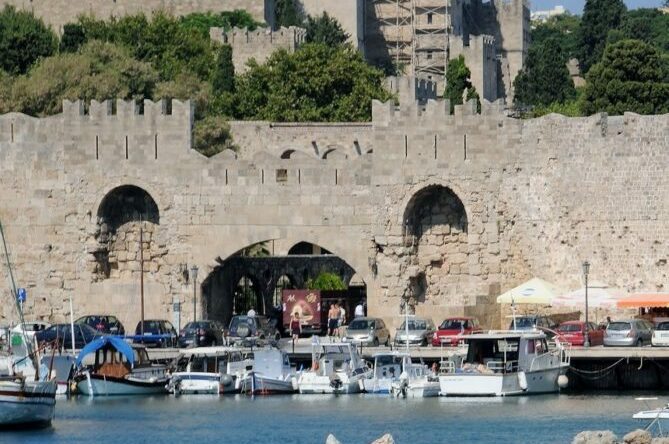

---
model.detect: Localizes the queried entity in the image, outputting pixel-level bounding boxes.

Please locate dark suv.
[36,324,102,349]
[133,320,178,348]
[509,315,557,336]
[75,315,125,336]
[178,320,224,348]
[228,315,281,345]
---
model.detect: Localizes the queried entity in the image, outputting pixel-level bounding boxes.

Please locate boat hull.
[0,379,57,427]
[239,373,296,395]
[439,366,567,397]
[76,373,168,396]
[168,372,238,395]
[298,374,365,394]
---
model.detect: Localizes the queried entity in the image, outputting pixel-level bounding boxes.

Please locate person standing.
[338,302,346,338]
[290,312,302,341]
[328,303,340,337]
[354,302,364,318]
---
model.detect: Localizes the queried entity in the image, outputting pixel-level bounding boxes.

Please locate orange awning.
[617,293,669,308]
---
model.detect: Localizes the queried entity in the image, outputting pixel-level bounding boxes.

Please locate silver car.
[394,317,436,346]
[604,319,653,347]
[342,317,390,346]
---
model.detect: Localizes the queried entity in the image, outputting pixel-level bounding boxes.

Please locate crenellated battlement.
[62,99,193,121]
[210,26,305,73]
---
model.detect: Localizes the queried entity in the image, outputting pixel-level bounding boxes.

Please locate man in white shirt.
[354,303,364,318]
[247,308,256,317]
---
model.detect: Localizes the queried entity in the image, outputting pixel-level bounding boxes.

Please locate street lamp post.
[582,260,591,347]
[191,265,199,324]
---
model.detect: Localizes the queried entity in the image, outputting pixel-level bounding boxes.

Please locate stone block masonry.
[0,77,667,333]
[0,0,271,33]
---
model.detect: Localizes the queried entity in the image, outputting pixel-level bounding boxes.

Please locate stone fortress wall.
[0,0,272,32]
[210,26,306,73]
[0,78,667,333]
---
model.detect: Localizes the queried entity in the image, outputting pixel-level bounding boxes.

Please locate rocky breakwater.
[573,429,669,444]
[326,433,395,444]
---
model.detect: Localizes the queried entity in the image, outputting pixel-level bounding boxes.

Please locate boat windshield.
[465,338,519,365]
[510,317,535,329]
[375,355,403,366]
[439,320,466,330]
[399,320,427,330]
[657,322,669,331]
[558,324,582,332]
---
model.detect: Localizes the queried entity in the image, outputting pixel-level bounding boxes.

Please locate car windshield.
[348,320,370,330]
[399,320,427,330]
[440,320,466,330]
[657,322,669,331]
[184,322,211,329]
[138,321,162,331]
[230,316,257,330]
[558,324,582,332]
[608,322,632,331]
[510,317,535,328]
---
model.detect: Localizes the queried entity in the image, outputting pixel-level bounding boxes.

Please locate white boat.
[0,335,57,427]
[364,352,439,398]
[74,337,169,396]
[298,341,371,394]
[239,349,297,395]
[0,220,57,427]
[438,330,570,396]
[167,346,253,395]
[633,399,669,434]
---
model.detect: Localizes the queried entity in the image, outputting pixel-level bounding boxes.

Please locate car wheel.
[637,339,643,347]
[274,332,281,342]
[373,337,379,347]
[421,338,428,347]
[384,337,390,347]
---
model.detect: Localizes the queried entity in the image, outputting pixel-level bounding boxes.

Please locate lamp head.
[190,265,199,280]
[582,260,590,276]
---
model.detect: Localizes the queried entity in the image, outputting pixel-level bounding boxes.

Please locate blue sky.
[531,0,665,13]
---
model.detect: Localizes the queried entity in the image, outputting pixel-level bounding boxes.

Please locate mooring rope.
[569,358,625,377]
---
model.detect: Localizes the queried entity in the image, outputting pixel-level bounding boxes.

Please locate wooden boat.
[239,349,297,395]
[74,337,168,396]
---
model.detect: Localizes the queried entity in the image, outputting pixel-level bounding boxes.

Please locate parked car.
[432,317,482,346]
[651,321,669,346]
[178,320,224,348]
[227,315,281,344]
[36,323,102,349]
[604,319,653,347]
[75,315,125,335]
[342,317,390,346]
[11,321,50,342]
[394,317,436,346]
[133,319,178,348]
[556,321,603,346]
[508,315,557,335]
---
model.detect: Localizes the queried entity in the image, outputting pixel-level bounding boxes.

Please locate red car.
[432,317,482,346]
[556,321,604,346]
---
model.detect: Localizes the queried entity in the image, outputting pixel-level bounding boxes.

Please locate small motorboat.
[167,347,253,395]
[298,340,371,394]
[633,398,669,434]
[239,349,297,395]
[438,330,570,396]
[74,336,169,396]
[365,352,439,398]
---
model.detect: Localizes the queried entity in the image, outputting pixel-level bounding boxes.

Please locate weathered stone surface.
[370,434,395,444]
[325,434,342,444]
[572,431,618,444]
[623,430,652,444]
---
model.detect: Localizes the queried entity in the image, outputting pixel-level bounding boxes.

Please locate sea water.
[1,393,655,443]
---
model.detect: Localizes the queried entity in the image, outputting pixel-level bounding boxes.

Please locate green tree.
[192,116,237,157]
[59,23,86,53]
[179,10,262,37]
[444,55,479,112]
[306,272,346,291]
[304,13,349,47]
[531,13,581,60]
[581,39,669,115]
[275,0,303,27]
[619,9,669,53]
[234,43,391,122]
[577,0,627,73]
[10,41,158,116]
[154,72,212,119]
[212,44,235,94]
[514,37,576,108]
[0,6,57,74]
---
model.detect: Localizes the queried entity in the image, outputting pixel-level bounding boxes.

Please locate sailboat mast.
[140,221,145,336]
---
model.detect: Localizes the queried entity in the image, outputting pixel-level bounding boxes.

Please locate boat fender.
[517,371,528,391]
[557,374,569,389]
[149,377,157,383]
[291,377,299,391]
[220,374,234,387]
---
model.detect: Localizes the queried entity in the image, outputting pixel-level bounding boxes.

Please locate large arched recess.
[201,239,367,329]
[93,185,160,280]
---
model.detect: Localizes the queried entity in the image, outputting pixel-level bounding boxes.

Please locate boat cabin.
[313,343,366,377]
[175,347,252,375]
[462,332,549,374]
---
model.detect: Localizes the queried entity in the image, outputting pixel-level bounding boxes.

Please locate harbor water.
[1,393,656,443]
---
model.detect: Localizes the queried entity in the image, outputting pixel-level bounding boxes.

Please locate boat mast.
[140,218,145,335]
[0,220,35,361]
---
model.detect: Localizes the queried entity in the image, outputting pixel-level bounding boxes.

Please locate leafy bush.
[306,272,347,291]
[193,116,237,157]
[0,6,57,74]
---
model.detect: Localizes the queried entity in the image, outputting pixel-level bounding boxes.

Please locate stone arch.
[402,184,468,241]
[97,185,159,234]
[92,185,162,281]
[288,241,332,255]
[322,148,347,160]
[280,149,295,159]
